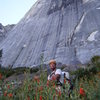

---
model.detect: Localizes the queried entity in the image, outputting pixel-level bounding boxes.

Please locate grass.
[0,56,100,100]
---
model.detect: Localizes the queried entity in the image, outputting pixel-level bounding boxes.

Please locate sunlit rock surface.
[0,0,100,67]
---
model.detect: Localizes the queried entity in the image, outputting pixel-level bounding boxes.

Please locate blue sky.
[0,0,37,26]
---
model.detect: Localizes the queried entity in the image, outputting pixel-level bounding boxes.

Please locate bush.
[91,56,100,64]
[30,68,39,73]
[0,67,39,78]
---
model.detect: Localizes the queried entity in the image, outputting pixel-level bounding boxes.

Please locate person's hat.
[49,59,56,65]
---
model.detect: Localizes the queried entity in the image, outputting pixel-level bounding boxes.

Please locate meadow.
[0,56,100,100]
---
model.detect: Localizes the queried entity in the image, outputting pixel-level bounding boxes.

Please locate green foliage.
[60,65,66,70]
[0,68,14,78]
[30,68,39,73]
[0,67,39,78]
[0,55,100,100]
[73,56,100,80]
[91,56,100,64]
[0,70,100,100]
[74,67,97,80]
[91,56,100,69]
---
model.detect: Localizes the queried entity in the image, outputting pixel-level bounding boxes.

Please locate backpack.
[62,71,73,97]
[48,70,73,89]
[62,71,70,80]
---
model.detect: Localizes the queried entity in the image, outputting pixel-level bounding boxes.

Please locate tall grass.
[0,56,100,100]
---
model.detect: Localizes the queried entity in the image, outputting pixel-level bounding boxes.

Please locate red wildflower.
[28,85,31,91]
[7,85,10,89]
[80,88,85,96]
[8,93,13,98]
[37,79,40,84]
[64,79,66,84]
[38,86,43,91]
[56,89,61,96]
[27,96,30,100]
[52,82,55,88]
[53,94,55,100]
[39,95,43,100]
[46,80,49,86]
[0,73,2,80]
[58,91,61,96]
[34,76,40,84]
[34,95,37,100]
[4,91,7,96]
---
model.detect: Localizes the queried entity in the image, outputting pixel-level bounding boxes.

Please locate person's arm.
[48,75,51,80]
[54,74,60,80]
[51,69,62,81]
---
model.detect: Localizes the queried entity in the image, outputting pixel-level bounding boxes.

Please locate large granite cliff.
[0,0,100,67]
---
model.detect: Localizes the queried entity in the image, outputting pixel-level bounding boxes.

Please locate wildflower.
[7,85,10,89]
[53,83,55,88]
[79,88,85,96]
[28,85,31,91]
[38,86,43,91]
[53,94,56,100]
[37,79,40,84]
[0,73,2,80]
[27,96,30,100]
[34,96,36,100]
[34,76,40,84]
[4,91,7,96]
[64,79,66,84]
[39,95,43,100]
[8,93,13,98]
[58,91,61,96]
[56,86,61,96]
[47,81,49,86]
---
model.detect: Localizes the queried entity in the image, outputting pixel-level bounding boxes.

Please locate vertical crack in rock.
[12,45,25,67]
[25,14,56,65]
[53,10,64,59]
[68,12,86,46]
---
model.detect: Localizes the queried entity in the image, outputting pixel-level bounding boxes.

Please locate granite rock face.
[0,23,6,41]
[0,23,15,42]
[0,0,100,67]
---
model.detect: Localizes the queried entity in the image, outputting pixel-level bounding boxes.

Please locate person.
[47,60,73,97]
[47,60,64,91]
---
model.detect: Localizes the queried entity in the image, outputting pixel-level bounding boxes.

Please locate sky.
[0,0,37,26]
